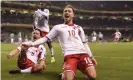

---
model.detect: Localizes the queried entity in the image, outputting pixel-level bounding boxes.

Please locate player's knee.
[64,76,73,80]
[87,72,96,79]
[32,65,44,72]
[86,66,97,79]
[64,71,74,80]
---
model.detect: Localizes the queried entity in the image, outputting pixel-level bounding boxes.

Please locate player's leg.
[41,31,54,57]
[47,40,55,63]
[9,67,32,74]
[19,38,22,43]
[47,40,54,57]
[61,55,78,80]
[78,54,96,80]
[9,57,41,74]
[41,31,55,63]
[86,66,96,80]
[99,38,102,44]
[9,64,45,74]
[23,58,45,73]
[11,39,14,43]
[92,37,94,42]
[32,64,45,73]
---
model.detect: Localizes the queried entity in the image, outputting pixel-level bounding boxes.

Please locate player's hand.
[51,56,55,63]
[42,64,46,70]
[7,54,12,59]
[91,57,97,66]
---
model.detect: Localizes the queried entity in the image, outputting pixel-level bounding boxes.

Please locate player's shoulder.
[35,9,39,13]
[53,24,65,28]
[44,9,49,11]
[74,24,82,29]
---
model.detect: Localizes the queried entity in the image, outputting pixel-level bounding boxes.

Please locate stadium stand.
[1,1,133,42]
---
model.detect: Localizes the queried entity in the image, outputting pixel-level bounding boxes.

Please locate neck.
[65,20,73,25]
[40,8,44,11]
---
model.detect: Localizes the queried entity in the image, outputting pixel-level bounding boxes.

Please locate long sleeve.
[31,37,48,46]
[31,25,58,46]
[83,42,93,58]
[79,27,93,57]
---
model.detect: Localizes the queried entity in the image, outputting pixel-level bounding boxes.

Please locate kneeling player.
[7,29,46,74]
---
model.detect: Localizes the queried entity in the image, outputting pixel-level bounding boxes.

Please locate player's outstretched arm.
[79,26,97,66]
[7,48,19,59]
[22,37,48,47]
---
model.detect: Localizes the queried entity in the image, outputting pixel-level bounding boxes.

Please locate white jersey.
[91,32,97,37]
[114,32,121,38]
[46,24,89,56]
[17,41,46,64]
[33,9,50,32]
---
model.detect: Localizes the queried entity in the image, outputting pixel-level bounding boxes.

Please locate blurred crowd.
[1,1,133,43]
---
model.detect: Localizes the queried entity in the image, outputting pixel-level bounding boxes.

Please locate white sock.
[20,67,32,73]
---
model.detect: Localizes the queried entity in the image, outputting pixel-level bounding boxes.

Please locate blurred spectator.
[24,35,28,42]
[98,32,103,44]
[10,33,15,43]
[113,29,122,42]
[91,31,97,42]
[18,32,22,44]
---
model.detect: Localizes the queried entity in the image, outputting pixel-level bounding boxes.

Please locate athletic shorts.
[114,37,119,41]
[99,38,102,40]
[41,31,48,37]
[17,56,35,70]
[41,31,52,42]
[63,54,94,75]
[92,37,97,41]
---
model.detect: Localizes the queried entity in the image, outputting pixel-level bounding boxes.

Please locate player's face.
[32,30,41,40]
[63,7,74,24]
[39,3,45,10]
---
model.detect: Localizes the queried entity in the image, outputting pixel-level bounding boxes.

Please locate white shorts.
[11,39,14,43]
[19,38,22,41]
[92,37,97,42]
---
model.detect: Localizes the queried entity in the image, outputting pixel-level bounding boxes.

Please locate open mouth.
[65,14,69,18]
[33,36,37,39]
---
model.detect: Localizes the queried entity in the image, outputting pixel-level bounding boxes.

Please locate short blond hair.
[65,5,75,13]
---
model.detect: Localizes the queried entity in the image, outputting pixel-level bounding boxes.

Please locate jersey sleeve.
[46,25,58,40]
[17,46,22,53]
[43,9,49,17]
[79,26,93,57]
[79,26,87,42]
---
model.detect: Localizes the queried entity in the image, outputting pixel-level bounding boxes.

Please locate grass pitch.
[1,42,133,80]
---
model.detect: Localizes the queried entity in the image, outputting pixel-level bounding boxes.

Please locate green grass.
[1,42,133,80]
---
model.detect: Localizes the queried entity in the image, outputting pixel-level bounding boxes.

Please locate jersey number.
[31,52,35,56]
[68,30,75,36]
[84,57,92,64]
